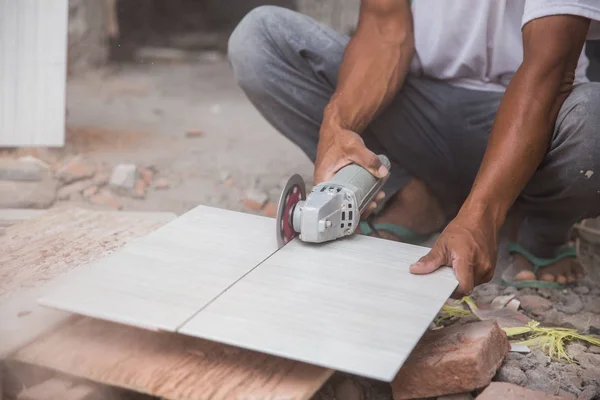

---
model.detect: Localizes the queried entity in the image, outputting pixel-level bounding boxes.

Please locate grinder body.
[291,154,391,243]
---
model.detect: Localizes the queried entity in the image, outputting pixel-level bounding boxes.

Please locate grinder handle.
[328,154,391,214]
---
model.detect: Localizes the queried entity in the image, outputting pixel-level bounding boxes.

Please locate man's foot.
[367,179,446,241]
[510,253,583,285]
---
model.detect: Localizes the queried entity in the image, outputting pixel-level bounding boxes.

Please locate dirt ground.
[61,56,313,214]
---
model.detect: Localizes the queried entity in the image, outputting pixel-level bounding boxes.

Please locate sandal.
[501,242,577,289]
[359,220,434,245]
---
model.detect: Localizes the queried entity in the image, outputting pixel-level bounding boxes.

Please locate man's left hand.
[409,212,498,296]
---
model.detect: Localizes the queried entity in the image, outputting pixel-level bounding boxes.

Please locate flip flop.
[359,220,433,245]
[501,242,577,289]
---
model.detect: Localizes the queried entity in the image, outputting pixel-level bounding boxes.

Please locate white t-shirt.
[409,0,600,92]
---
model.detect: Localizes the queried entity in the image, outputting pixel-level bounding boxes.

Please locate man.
[228,1,600,295]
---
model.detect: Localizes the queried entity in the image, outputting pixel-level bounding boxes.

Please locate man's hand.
[410,209,498,296]
[314,124,388,184]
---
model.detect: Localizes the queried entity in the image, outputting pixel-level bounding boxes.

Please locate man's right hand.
[314,124,389,184]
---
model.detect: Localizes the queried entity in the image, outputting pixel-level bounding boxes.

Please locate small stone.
[88,192,122,210]
[139,167,154,185]
[185,129,204,138]
[495,364,528,386]
[56,156,95,184]
[588,346,600,354]
[579,385,600,400]
[583,297,600,314]
[472,283,502,305]
[392,321,510,400]
[82,185,99,198]
[531,349,551,368]
[262,202,278,218]
[518,295,553,315]
[132,180,147,199]
[477,382,570,400]
[566,342,587,359]
[491,295,516,309]
[537,288,553,299]
[154,178,170,190]
[333,379,363,400]
[503,286,518,296]
[243,189,268,211]
[0,179,57,209]
[57,179,95,201]
[574,352,600,371]
[0,157,48,181]
[575,286,590,295]
[525,368,559,394]
[109,164,138,192]
[556,293,584,315]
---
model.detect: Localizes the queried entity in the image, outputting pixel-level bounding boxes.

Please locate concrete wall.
[67,0,110,75]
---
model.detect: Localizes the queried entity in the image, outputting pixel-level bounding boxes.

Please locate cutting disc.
[276,174,306,248]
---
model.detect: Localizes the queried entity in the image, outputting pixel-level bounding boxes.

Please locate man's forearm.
[460,15,591,229]
[323,0,414,135]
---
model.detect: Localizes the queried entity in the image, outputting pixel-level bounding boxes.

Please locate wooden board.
[13,317,332,400]
[3,206,333,399]
[0,0,67,146]
[0,207,176,356]
[38,205,280,331]
[180,235,458,381]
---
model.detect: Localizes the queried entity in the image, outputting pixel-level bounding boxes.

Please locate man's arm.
[410,15,591,295]
[314,0,414,183]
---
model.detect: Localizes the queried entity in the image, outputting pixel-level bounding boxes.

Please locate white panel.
[180,236,458,381]
[38,206,280,331]
[0,0,67,146]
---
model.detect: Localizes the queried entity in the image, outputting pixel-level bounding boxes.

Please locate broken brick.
[88,192,122,210]
[82,185,99,198]
[476,382,571,400]
[56,156,95,184]
[262,202,278,218]
[391,321,510,400]
[154,178,170,190]
[517,295,553,315]
[139,167,154,185]
[132,180,147,199]
[92,172,110,186]
[243,189,268,211]
[57,179,95,201]
[185,129,204,138]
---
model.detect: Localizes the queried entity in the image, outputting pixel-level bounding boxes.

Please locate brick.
[262,202,278,218]
[92,172,110,186]
[132,180,147,199]
[243,189,268,211]
[109,164,138,192]
[476,382,571,400]
[517,295,553,315]
[57,179,95,201]
[186,129,204,138]
[139,167,154,185]
[82,185,99,198]
[88,192,122,210]
[391,321,509,400]
[56,156,95,184]
[0,158,48,181]
[154,178,170,190]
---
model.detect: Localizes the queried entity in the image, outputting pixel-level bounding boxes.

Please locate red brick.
[476,382,571,400]
[262,202,278,218]
[55,156,95,184]
[392,321,509,400]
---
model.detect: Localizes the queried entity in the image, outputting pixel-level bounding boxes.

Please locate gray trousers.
[228,6,600,258]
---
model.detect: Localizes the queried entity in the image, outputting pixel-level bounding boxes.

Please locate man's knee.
[228,6,288,90]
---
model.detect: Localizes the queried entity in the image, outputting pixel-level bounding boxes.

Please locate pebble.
[495,364,528,386]
[575,286,591,295]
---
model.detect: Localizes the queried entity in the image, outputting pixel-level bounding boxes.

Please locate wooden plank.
[38,206,280,332]
[0,207,176,356]
[180,235,458,382]
[13,317,332,400]
[0,0,67,146]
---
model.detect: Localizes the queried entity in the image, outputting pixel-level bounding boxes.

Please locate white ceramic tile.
[0,0,67,146]
[179,235,457,381]
[39,206,280,331]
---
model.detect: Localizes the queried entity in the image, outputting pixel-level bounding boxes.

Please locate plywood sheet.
[13,317,332,400]
[0,0,67,146]
[38,205,280,332]
[0,207,176,357]
[180,236,457,382]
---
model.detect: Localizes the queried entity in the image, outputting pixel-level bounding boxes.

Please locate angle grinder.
[276,154,391,247]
